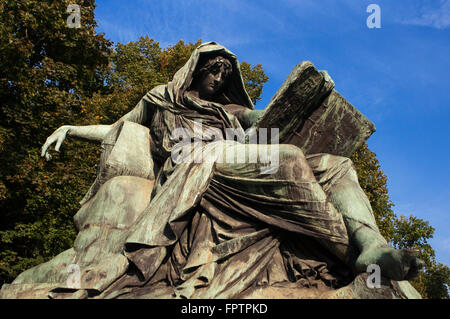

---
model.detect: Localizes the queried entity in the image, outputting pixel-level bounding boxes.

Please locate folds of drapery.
[97,141,354,299]
[0,128,359,299]
[0,42,379,299]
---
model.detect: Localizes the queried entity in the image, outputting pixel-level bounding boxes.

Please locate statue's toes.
[402,249,425,280]
[401,249,424,280]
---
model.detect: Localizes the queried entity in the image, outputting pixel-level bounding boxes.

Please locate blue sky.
[95,0,450,265]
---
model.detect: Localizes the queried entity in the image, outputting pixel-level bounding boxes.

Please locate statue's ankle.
[351,224,388,253]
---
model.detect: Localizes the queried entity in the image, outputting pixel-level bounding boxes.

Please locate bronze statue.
[0,42,423,299]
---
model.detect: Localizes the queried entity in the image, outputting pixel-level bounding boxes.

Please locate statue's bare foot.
[355,247,425,281]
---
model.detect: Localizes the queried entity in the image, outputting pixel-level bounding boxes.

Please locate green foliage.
[409,263,450,299]
[422,263,450,299]
[392,214,435,268]
[390,214,449,298]
[0,0,110,284]
[239,62,268,105]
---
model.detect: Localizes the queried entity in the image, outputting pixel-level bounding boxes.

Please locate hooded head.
[168,42,254,110]
[190,55,233,100]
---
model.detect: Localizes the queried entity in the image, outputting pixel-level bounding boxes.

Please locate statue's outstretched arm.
[40,125,112,161]
[41,95,151,161]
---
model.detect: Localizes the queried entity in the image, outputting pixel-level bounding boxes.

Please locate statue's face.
[193,56,232,100]
[197,63,228,98]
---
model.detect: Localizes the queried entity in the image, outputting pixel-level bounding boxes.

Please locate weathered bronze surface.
[0,42,422,299]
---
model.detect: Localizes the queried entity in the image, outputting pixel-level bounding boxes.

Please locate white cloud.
[401,0,450,29]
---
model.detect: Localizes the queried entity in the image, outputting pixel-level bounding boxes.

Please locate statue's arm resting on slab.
[41,96,151,161]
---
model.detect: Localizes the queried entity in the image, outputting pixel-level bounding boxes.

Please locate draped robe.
[95,42,356,298]
[2,42,378,299]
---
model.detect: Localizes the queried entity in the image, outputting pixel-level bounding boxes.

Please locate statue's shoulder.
[142,84,173,110]
[146,84,168,98]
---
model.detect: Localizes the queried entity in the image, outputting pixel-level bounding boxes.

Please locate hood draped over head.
[167,41,255,110]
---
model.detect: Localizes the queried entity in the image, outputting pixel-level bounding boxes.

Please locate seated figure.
[0,42,423,299]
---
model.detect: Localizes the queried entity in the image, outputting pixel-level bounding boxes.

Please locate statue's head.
[172,41,253,109]
[191,54,233,100]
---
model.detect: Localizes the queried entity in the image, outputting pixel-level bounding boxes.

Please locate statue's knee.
[341,156,354,168]
[277,145,314,180]
[327,156,361,191]
[324,154,353,167]
[324,154,357,177]
[338,157,359,181]
[279,144,305,162]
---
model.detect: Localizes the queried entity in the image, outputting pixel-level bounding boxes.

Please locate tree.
[392,214,435,268]
[423,263,450,299]
[391,214,449,299]
[0,0,112,284]
[240,61,268,105]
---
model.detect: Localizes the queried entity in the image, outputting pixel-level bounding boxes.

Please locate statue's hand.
[41,125,72,161]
